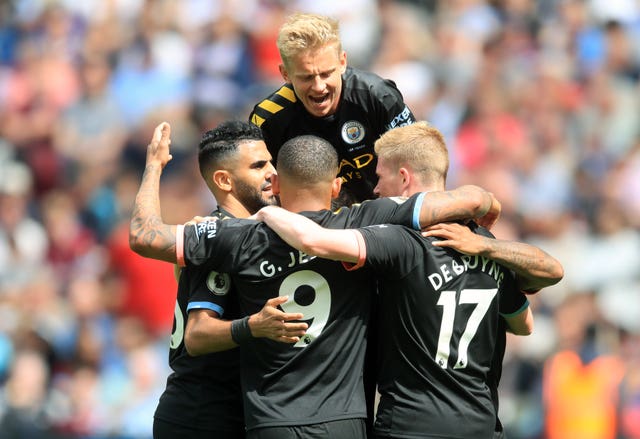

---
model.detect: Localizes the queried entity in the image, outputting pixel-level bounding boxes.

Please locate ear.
[339,50,347,74]
[279,64,290,83]
[399,167,411,188]
[213,170,232,192]
[271,173,281,195]
[330,177,342,199]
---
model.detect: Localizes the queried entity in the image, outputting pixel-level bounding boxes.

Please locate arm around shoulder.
[424,222,564,293]
[255,206,360,263]
[418,185,498,228]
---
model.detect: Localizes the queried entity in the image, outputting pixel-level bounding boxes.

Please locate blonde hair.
[374,122,449,185]
[277,13,342,69]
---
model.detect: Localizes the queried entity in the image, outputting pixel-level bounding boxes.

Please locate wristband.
[176,224,185,267]
[342,230,366,272]
[231,316,253,345]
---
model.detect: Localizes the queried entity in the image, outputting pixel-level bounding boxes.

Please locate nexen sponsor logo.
[196,220,218,240]
[387,106,413,129]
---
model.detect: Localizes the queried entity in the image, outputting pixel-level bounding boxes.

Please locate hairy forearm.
[259,206,315,253]
[481,239,564,291]
[303,229,360,263]
[424,222,562,293]
[129,163,178,263]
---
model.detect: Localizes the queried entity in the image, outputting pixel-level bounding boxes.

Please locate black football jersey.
[466,225,529,436]
[180,195,424,431]
[154,207,244,434]
[249,66,416,203]
[490,317,509,437]
[490,294,528,437]
[358,224,528,438]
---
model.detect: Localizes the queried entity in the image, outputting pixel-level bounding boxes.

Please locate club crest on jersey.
[341,121,365,144]
[206,271,231,296]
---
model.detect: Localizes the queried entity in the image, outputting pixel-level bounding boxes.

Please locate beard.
[234,178,278,215]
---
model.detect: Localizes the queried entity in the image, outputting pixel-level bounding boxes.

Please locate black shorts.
[153,417,245,439]
[247,418,366,439]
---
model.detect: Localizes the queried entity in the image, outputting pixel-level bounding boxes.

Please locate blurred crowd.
[0,0,639,438]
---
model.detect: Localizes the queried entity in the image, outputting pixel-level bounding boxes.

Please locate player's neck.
[409,182,443,196]
[279,190,331,213]
[217,195,252,219]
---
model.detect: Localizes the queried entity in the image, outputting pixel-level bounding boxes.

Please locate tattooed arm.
[129,122,179,263]
[418,185,501,230]
[254,186,501,265]
[423,222,564,292]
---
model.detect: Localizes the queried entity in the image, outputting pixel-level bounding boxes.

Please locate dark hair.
[277,135,338,184]
[198,121,264,178]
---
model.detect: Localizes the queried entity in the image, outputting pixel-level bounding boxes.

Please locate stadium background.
[0,0,638,437]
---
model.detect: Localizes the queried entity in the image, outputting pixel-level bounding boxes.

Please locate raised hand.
[130,121,178,263]
[146,121,173,169]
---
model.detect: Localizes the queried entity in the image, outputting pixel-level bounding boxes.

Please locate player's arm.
[129,122,179,263]
[423,222,564,292]
[185,296,309,355]
[418,185,501,230]
[254,206,362,264]
[504,306,534,336]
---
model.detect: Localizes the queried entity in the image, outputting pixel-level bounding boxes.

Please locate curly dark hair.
[198,121,264,179]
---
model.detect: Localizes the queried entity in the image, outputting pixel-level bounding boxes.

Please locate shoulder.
[182,218,264,267]
[249,83,298,128]
[364,224,424,246]
[344,66,388,87]
[333,196,418,228]
[360,225,426,275]
[348,196,408,210]
[186,218,258,243]
[343,66,403,99]
[343,67,414,126]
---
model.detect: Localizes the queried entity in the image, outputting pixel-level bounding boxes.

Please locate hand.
[146,121,173,169]
[477,193,500,230]
[252,205,280,222]
[184,216,217,227]
[248,296,308,344]
[422,222,488,255]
